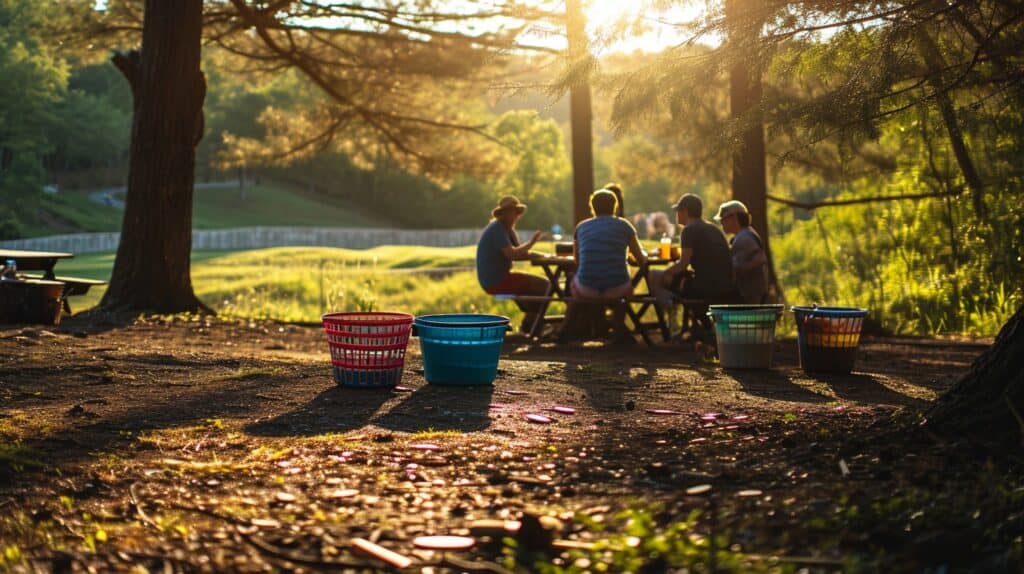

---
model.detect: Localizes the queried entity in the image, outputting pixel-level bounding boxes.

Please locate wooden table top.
[0,249,74,260]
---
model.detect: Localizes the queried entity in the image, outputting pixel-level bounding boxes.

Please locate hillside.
[26,181,394,237]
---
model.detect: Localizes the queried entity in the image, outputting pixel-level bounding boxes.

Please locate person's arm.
[501,230,543,261]
[663,248,693,283]
[627,233,647,268]
[737,249,767,273]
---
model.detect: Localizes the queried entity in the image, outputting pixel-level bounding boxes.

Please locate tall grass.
[62,246,526,323]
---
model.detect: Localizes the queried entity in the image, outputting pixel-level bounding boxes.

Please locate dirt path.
[0,317,1018,573]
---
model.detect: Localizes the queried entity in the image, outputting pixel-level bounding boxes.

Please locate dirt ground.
[0,316,1020,573]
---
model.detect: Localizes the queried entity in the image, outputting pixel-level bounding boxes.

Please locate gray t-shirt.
[680,218,733,296]
[731,227,769,303]
[574,215,636,291]
[476,220,518,290]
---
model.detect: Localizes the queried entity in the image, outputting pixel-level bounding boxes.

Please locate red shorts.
[484,272,539,295]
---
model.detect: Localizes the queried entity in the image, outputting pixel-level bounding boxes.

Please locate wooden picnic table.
[523,252,678,342]
[0,249,74,280]
[529,254,575,298]
[529,251,678,297]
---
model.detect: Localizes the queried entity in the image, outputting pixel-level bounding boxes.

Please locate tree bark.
[101,0,207,313]
[927,305,1024,438]
[566,0,594,225]
[726,0,780,296]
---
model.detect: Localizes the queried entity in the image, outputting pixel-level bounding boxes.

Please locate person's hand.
[529,230,544,245]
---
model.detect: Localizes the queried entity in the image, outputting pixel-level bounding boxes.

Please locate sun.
[580,0,705,53]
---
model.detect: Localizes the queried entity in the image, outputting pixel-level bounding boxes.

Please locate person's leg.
[558,277,605,342]
[490,272,551,333]
[601,281,634,338]
[681,282,716,343]
[519,272,552,334]
[648,270,682,335]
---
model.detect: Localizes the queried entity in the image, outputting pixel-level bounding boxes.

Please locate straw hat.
[492,195,527,218]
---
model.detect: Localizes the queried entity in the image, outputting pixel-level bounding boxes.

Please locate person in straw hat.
[476,195,550,332]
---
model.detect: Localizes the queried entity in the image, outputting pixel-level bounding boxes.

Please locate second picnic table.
[0,249,74,280]
[0,249,107,317]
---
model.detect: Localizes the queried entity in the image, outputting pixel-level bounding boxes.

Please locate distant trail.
[87,180,243,209]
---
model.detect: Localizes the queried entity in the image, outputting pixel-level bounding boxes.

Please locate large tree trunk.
[725,0,778,292]
[566,0,595,225]
[927,305,1024,437]
[101,0,207,313]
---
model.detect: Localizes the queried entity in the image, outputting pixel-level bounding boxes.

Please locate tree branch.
[767,188,962,211]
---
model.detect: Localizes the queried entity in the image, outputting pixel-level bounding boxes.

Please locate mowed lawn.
[59,245,528,324]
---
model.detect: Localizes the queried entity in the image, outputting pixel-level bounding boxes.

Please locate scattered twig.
[350,537,413,569]
[127,482,161,531]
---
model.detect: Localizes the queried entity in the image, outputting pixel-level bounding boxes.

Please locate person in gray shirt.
[715,200,770,304]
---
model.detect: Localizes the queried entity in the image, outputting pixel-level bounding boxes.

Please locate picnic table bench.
[495,293,669,346]
[0,249,107,321]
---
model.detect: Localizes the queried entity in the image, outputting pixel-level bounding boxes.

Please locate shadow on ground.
[729,369,833,404]
[373,383,494,433]
[246,385,395,436]
[806,372,931,407]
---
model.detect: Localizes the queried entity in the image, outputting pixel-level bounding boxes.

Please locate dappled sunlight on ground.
[1,317,1018,572]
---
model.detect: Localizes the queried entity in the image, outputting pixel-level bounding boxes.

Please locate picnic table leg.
[625,303,655,347]
[653,302,670,341]
[528,298,551,339]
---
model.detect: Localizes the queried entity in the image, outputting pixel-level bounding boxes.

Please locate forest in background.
[0,0,1020,336]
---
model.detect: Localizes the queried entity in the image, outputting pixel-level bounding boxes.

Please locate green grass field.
[37,192,124,235]
[191,184,389,229]
[30,183,390,237]
[61,245,526,324]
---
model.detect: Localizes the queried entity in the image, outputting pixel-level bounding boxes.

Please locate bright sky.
[521,0,715,54]
[93,0,713,54]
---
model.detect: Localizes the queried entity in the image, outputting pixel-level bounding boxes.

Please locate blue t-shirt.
[476,220,518,289]
[574,216,636,291]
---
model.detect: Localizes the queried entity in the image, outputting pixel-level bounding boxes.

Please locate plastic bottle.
[659,234,672,259]
[2,259,16,281]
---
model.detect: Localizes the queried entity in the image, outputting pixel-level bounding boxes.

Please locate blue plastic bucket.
[792,306,868,373]
[413,314,510,385]
[707,305,784,369]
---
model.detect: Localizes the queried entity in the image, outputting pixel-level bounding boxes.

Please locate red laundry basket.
[321,312,414,388]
